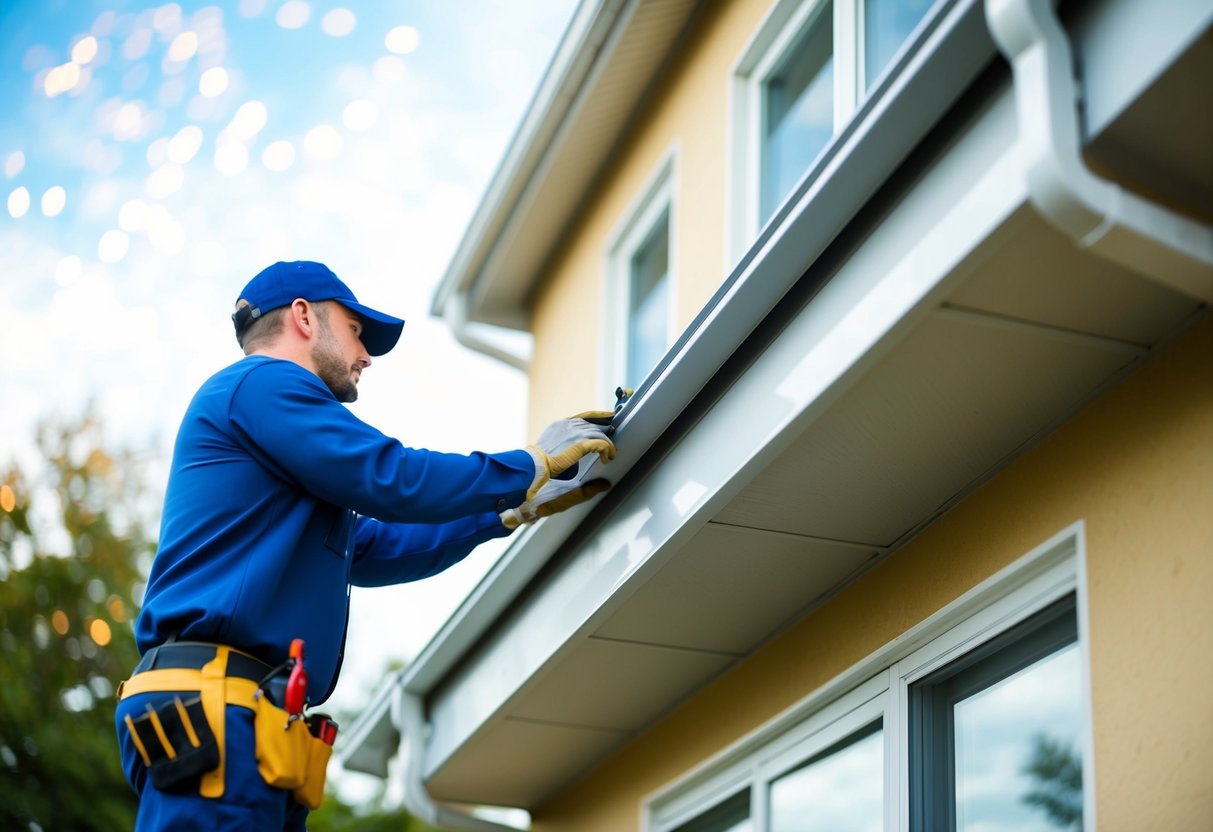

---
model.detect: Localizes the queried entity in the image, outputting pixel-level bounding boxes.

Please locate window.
[648,526,1092,832]
[769,720,883,832]
[909,597,1084,832]
[732,0,938,254]
[604,155,675,396]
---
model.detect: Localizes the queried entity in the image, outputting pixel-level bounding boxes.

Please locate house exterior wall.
[530,313,1213,831]
[527,0,768,434]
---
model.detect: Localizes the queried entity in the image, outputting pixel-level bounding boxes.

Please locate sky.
[0,0,577,804]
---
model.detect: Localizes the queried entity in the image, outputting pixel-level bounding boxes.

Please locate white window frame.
[645,521,1096,832]
[601,149,678,404]
[726,0,941,266]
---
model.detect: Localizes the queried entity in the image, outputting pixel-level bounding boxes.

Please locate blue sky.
[1,0,576,803]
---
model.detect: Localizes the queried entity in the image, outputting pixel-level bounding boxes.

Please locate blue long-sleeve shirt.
[136,355,534,702]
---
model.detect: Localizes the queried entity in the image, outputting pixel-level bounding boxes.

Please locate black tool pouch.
[127,695,220,792]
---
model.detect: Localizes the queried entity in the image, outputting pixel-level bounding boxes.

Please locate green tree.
[0,413,150,830]
[1021,732,1083,830]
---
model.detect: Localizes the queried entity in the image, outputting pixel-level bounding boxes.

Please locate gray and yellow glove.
[500,476,611,530]
[525,411,617,501]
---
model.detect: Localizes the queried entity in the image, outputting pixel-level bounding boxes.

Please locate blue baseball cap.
[232,261,405,356]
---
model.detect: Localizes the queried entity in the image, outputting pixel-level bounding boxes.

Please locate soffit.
[438,0,705,331]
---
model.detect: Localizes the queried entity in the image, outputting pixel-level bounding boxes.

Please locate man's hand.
[501,477,611,530]
[526,413,616,500]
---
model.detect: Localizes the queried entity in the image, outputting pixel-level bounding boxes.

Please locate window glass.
[909,596,1083,832]
[761,2,834,223]
[863,0,935,87]
[626,207,670,387]
[769,720,883,832]
[955,644,1084,832]
[674,788,752,832]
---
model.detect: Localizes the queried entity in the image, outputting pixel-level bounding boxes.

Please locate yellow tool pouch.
[251,691,331,809]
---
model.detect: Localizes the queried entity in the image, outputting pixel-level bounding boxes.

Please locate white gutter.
[986,0,1213,302]
[396,689,525,832]
[442,292,532,372]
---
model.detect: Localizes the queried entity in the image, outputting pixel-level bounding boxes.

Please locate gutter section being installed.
[986,0,1213,302]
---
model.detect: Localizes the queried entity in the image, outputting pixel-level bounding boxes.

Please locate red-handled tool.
[284,638,307,717]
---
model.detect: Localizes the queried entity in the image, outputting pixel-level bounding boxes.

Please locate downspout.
[443,291,533,373]
[396,687,528,832]
[985,0,1213,303]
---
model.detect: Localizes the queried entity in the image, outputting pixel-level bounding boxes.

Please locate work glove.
[500,476,611,530]
[525,411,617,501]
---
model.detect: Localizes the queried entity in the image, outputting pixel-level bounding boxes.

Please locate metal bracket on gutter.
[397,687,526,832]
[443,292,532,372]
[986,0,1213,302]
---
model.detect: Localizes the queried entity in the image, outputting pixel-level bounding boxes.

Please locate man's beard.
[312,324,359,403]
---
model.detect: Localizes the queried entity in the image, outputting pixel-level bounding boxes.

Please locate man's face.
[312,302,371,403]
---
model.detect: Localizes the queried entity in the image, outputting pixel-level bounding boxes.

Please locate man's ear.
[288,299,314,338]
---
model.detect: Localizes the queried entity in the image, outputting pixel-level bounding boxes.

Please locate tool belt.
[118,642,331,809]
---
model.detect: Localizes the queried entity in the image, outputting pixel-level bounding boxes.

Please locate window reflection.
[761,2,833,223]
[863,0,935,88]
[627,207,670,387]
[770,720,883,832]
[955,644,1084,831]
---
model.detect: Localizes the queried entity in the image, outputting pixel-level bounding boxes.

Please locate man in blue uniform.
[114,261,616,829]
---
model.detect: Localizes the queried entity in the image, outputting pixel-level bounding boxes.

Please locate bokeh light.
[322,8,356,37]
[4,151,24,178]
[90,618,113,647]
[225,100,268,142]
[41,186,67,217]
[44,62,82,97]
[199,66,229,97]
[7,186,30,218]
[71,36,99,65]
[373,55,406,84]
[276,1,311,30]
[303,123,342,160]
[0,483,14,512]
[385,25,420,55]
[118,198,148,231]
[52,610,70,636]
[98,229,130,262]
[168,31,199,63]
[167,125,204,164]
[262,140,296,172]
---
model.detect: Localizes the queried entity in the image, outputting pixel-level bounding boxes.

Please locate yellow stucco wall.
[526,0,769,435]
[531,314,1213,831]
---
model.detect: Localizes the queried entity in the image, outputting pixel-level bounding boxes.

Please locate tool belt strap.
[117,669,259,709]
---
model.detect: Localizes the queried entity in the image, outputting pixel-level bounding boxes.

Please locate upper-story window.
[732,0,936,258]
[604,154,675,396]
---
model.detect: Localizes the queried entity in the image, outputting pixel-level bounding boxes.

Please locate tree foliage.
[0,413,149,831]
[1021,732,1083,830]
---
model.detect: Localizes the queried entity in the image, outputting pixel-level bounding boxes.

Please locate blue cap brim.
[343,301,405,356]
